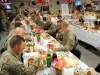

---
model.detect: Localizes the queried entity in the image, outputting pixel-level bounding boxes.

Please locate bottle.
[52,47,57,61]
[46,49,52,68]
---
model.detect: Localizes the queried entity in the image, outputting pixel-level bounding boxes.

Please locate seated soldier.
[56,20,64,41]
[9,17,21,31]
[44,15,57,38]
[5,27,25,50]
[0,35,41,75]
[7,22,24,40]
[35,15,45,29]
[56,20,78,51]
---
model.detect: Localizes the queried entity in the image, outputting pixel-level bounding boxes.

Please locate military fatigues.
[9,21,15,32]
[18,8,24,18]
[7,29,15,40]
[5,36,13,50]
[0,49,41,75]
[35,20,45,29]
[44,22,57,37]
[1,10,8,31]
[56,29,78,51]
[56,29,64,41]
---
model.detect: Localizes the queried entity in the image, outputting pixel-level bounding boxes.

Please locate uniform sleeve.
[56,33,77,51]
[47,24,56,35]
[1,56,41,75]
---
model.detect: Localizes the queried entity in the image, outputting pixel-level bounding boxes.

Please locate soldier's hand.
[44,30,48,33]
[35,53,42,58]
[56,33,60,39]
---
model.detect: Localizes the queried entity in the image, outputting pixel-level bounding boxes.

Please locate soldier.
[56,20,64,41]
[44,15,57,38]
[0,35,41,75]
[18,5,24,18]
[35,15,45,29]
[5,27,25,50]
[1,6,8,32]
[7,22,24,40]
[56,20,78,51]
[9,17,21,31]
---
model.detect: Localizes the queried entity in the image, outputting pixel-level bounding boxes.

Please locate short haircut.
[57,20,62,23]
[61,20,70,27]
[15,22,23,28]
[10,35,25,48]
[15,17,21,21]
[86,4,92,7]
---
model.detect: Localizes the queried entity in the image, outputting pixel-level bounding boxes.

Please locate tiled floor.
[0,32,100,68]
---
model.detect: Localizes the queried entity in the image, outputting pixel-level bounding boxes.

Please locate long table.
[22,20,89,75]
[69,25,100,51]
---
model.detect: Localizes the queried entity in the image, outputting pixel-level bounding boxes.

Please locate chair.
[71,48,82,59]
[95,63,100,73]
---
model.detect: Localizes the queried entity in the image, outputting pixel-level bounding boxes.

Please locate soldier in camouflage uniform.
[35,15,45,29]
[44,15,57,37]
[9,17,21,31]
[56,20,78,51]
[7,22,23,40]
[0,35,41,75]
[1,6,8,32]
[56,20,64,41]
[5,27,25,50]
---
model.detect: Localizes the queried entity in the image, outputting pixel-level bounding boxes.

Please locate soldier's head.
[15,22,24,28]
[57,20,62,29]
[14,27,25,38]
[61,20,70,32]
[10,35,26,53]
[15,17,21,23]
[35,15,40,21]
[46,15,52,23]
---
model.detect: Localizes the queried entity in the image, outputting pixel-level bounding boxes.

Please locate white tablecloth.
[22,20,89,75]
[69,25,100,51]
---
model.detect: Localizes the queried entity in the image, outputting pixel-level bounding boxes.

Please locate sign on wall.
[61,4,69,15]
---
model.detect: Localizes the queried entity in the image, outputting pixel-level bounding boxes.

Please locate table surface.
[69,25,100,51]
[22,20,89,75]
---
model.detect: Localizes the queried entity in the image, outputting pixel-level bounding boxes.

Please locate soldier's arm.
[56,33,76,51]
[47,24,56,35]
[1,56,41,75]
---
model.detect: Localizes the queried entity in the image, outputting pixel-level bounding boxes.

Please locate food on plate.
[24,46,35,52]
[54,56,67,70]
[42,33,50,38]
[64,56,78,68]
[28,58,34,67]
[38,50,46,55]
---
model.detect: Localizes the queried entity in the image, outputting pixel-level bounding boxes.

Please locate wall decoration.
[37,0,44,3]
[20,3,24,6]
[32,1,36,5]
[43,5,49,11]
[56,1,60,5]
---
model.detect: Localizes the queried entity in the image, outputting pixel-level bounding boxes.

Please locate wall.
[10,0,69,14]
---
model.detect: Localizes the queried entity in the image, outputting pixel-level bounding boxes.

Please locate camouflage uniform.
[35,20,45,29]
[1,10,7,31]
[7,29,15,40]
[56,29,64,41]
[0,49,41,75]
[56,29,78,51]
[5,36,13,50]
[9,21,15,32]
[44,22,56,37]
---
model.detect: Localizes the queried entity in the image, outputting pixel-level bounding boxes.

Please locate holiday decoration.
[56,1,60,5]
[46,0,49,5]
[67,0,72,3]
[37,0,44,3]
[32,1,36,5]
[20,3,24,6]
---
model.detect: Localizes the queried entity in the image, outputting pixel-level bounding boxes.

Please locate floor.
[0,32,100,68]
